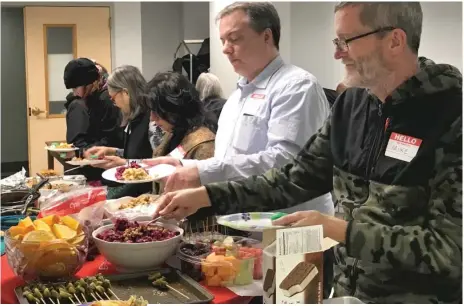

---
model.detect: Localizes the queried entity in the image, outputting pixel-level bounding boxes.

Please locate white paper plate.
[216,212,284,232]
[101,163,176,184]
[66,159,107,166]
[45,146,78,152]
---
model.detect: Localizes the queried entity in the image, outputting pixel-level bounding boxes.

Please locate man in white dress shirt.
[147,1,334,217]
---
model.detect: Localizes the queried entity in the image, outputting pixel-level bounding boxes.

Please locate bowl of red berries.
[92,218,183,270]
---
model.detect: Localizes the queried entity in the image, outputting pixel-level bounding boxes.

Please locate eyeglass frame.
[333,26,397,51]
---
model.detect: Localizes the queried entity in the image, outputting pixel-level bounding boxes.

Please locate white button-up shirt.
[183,56,334,215]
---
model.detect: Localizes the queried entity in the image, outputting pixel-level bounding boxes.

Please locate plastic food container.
[177,235,263,287]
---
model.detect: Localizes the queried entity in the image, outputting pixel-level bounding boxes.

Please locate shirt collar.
[237,55,284,89]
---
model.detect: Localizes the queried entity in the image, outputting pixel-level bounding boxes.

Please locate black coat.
[65,90,124,149]
[64,90,123,181]
[107,111,153,199]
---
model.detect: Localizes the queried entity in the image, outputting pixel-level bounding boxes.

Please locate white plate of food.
[101,161,176,184]
[66,156,107,166]
[45,142,78,152]
[104,194,161,219]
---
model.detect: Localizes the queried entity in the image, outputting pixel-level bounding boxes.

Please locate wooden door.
[24,6,112,175]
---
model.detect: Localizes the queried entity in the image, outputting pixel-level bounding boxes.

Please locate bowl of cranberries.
[92,218,183,270]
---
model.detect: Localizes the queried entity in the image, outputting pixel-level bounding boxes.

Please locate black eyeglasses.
[333,27,396,52]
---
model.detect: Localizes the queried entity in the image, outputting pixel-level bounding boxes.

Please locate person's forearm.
[322,215,348,243]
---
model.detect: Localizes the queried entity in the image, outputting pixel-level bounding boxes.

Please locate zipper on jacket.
[352,102,386,296]
[364,103,385,178]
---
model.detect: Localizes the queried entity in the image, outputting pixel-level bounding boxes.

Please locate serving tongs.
[19,174,50,215]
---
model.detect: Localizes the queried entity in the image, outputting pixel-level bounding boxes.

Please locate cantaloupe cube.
[40,215,60,227]
[18,216,34,228]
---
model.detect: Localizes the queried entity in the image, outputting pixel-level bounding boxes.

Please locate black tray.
[14,268,214,304]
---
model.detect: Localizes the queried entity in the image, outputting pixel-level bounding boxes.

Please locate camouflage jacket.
[205,58,462,303]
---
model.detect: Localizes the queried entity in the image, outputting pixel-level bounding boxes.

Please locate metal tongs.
[19,174,50,215]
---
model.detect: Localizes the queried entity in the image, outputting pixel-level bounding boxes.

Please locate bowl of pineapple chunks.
[4,215,88,281]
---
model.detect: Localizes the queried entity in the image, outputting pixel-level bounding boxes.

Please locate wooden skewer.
[90,292,99,301]
[40,297,47,304]
[103,291,112,300]
[68,297,76,304]
[48,298,56,304]
[167,284,190,300]
[80,293,88,303]
[56,298,60,304]
[107,288,120,300]
[73,293,82,304]
[95,292,104,300]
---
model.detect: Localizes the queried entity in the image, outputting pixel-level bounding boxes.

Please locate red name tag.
[251,93,265,99]
[385,132,422,162]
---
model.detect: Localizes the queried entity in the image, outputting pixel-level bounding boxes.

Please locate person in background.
[63,58,123,181]
[195,72,227,133]
[84,65,153,199]
[152,2,462,303]
[144,2,334,298]
[147,72,216,187]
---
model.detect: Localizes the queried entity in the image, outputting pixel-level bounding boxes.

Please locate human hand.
[92,155,126,169]
[84,146,116,159]
[272,211,347,243]
[142,156,182,167]
[153,187,211,221]
[164,166,201,192]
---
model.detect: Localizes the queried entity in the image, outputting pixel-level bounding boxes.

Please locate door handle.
[30,107,47,117]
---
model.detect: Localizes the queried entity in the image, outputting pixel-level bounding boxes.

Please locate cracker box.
[262,225,338,304]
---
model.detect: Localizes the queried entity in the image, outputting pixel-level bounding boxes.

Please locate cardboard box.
[262,226,338,304]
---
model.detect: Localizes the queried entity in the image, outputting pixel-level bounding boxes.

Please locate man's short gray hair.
[334,2,423,54]
[216,1,280,50]
[196,72,224,101]
[107,65,148,125]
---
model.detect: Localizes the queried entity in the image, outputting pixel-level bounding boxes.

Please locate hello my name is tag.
[385,132,422,162]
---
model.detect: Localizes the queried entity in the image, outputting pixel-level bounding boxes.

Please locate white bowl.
[92,221,183,271]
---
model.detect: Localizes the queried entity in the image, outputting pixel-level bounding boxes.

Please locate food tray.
[15,268,214,304]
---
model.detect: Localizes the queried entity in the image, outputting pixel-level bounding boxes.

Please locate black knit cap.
[63,58,99,89]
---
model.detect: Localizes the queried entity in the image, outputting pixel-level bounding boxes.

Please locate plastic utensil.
[270,212,288,221]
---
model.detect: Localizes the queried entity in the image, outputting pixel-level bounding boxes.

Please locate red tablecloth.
[1,255,252,304]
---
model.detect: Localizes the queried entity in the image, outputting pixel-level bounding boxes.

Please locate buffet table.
[0,254,253,304]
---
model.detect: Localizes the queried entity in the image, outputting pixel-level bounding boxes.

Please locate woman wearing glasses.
[85,65,153,199]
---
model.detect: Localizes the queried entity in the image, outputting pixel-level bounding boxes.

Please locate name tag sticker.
[385,132,422,162]
[169,145,186,159]
[251,93,265,99]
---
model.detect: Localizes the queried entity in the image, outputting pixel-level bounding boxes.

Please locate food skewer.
[50,289,61,304]
[149,272,190,300]
[42,287,55,304]
[74,284,88,303]
[89,283,104,300]
[66,283,82,304]
[32,287,47,304]
[57,287,75,304]
[22,290,39,304]
[99,277,120,300]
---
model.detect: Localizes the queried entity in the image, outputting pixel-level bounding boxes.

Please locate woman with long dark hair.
[147,72,215,163]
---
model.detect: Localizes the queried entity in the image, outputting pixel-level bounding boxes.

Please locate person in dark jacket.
[63,58,123,181]
[85,65,153,199]
[151,2,462,304]
[195,72,226,133]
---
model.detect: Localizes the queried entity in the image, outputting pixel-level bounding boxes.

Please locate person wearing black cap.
[63,57,123,181]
